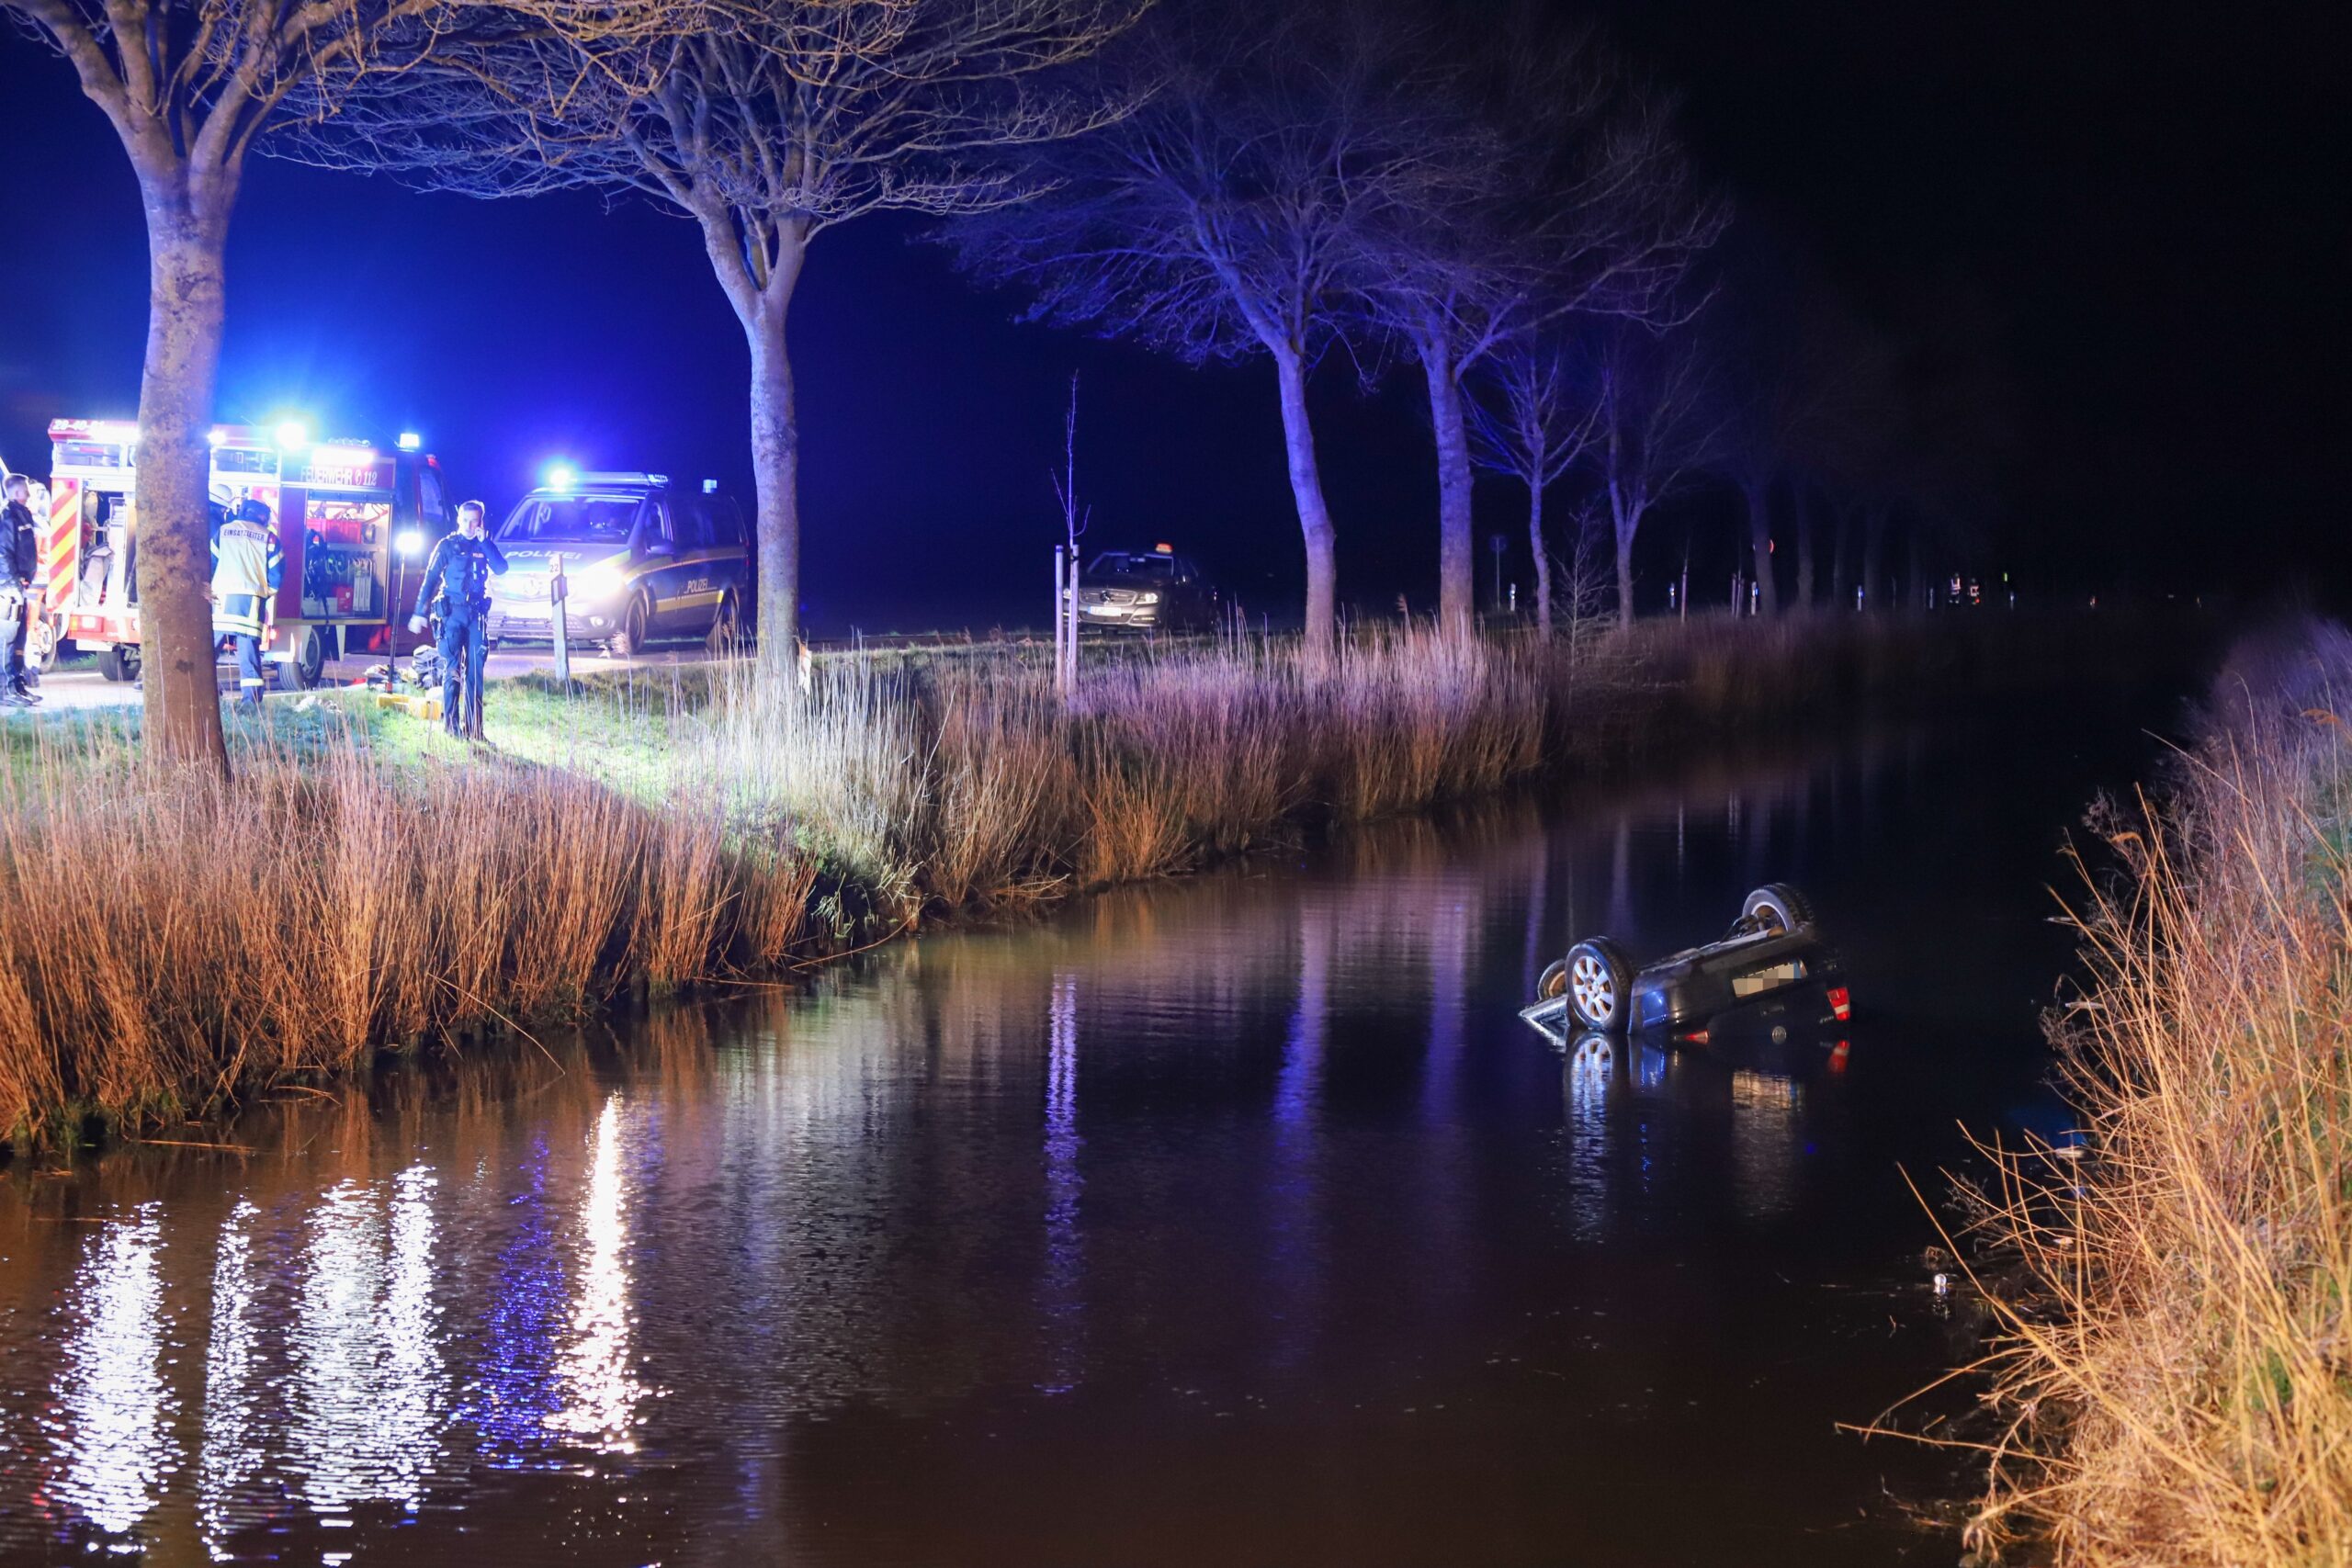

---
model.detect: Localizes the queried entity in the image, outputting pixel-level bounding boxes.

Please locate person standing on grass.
[408,499,506,740]
[210,497,282,707]
[4,472,45,706]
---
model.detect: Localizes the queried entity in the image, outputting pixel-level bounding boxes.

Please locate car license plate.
[1732,959,1805,998]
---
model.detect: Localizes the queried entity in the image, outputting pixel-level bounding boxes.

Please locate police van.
[486,470,752,656]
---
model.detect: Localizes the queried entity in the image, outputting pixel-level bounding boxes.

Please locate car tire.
[1564,936,1634,1032]
[706,591,744,657]
[1537,958,1570,1001]
[606,593,650,660]
[101,645,140,683]
[1742,883,1816,935]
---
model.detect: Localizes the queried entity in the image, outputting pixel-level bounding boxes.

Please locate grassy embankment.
[0,612,2104,1145]
[1949,620,2352,1566]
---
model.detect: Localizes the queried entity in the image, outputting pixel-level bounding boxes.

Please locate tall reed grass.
[1949,619,2352,1566]
[0,612,2089,1143]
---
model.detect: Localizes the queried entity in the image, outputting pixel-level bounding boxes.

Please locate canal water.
[0,693,2178,1566]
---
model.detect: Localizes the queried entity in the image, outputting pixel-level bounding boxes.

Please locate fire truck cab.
[41,419,453,685]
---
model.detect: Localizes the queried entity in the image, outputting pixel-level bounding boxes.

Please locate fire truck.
[40,419,454,685]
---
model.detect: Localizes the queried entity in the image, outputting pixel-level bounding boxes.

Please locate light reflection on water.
[0,720,2094,1565]
[50,1206,173,1540]
[547,1096,647,1451]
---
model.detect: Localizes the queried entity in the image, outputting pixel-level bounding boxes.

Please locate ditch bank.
[0,612,2199,1150]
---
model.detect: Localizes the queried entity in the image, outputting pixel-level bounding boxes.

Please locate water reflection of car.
[1521,883,1852,1050]
[484,472,751,657]
[1073,545,1215,633]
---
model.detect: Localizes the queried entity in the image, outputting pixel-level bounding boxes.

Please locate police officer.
[408,500,506,739]
[210,496,283,706]
[2,472,40,706]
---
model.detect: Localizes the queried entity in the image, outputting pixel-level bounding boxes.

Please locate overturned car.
[1521,883,1852,1050]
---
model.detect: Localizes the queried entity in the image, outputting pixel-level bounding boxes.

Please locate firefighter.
[407,499,506,739]
[2,471,39,706]
[210,496,282,706]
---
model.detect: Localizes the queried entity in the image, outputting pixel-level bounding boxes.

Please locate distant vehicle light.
[702,478,718,494]
[274,419,311,453]
[394,529,425,558]
[397,432,423,451]
[545,461,579,491]
[1154,541,1173,554]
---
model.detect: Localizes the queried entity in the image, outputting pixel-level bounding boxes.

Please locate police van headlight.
[571,557,628,600]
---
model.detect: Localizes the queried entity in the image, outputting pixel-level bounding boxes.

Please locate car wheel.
[1741,883,1816,935]
[1537,958,1570,1001]
[101,645,140,683]
[606,593,650,659]
[705,591,744,657]
[1564,937,1634,1032]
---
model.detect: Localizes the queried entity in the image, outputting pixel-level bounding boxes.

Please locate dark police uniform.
[2,492,39,703]
[412,528,507,737]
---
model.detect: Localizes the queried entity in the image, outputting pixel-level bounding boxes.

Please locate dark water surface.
[0,694,2180,1566]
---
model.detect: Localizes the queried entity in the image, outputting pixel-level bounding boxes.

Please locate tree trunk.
[1611,498,1638,635]
[735,243,807,685]
[1743,478,1779,618]
[133,198,232,771]
[1860,504,1888,614]
[1419,339,1475,637]
[1272,347,1338,665]
[1793,485,1817,612]
[1527,481,1553,640]
[1830,504,1853,609]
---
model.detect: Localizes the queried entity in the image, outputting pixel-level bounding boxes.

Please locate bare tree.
[1467,330,1599,639]
[292,0,1138,682]
[951,3,1441,664]
[1353,17,1719,635]
[1590,319,1721,630]
[0,0,684,764]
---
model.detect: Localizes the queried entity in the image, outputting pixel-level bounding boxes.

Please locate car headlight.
[571,558,628,598]
[1138,592,1159,604]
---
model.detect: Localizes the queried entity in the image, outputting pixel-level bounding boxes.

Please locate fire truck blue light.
[396,433,423,452]
[273,419,311,453]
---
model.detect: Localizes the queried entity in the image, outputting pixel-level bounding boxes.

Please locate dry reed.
[1946,620,2352,1566]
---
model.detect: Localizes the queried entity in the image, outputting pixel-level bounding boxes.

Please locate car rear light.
[1827,1039,1850,1074]
[1827,986,1851,1021]
[1675,1027,1710,1045]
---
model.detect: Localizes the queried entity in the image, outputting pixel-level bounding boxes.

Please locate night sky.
[1,0,2341,634]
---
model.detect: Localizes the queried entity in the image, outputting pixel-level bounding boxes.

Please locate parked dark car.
[1072,545,1216,633]
[487,471,751,656]
[1520,883,1852,1049]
